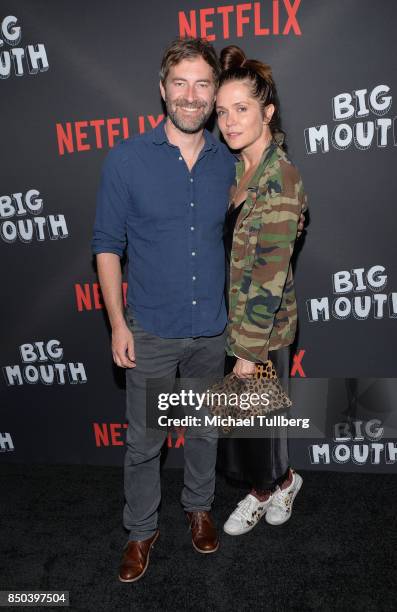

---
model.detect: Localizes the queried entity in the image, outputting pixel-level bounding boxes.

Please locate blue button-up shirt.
[92,120,236,338]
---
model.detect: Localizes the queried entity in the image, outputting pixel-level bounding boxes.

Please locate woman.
[216,45,307,535]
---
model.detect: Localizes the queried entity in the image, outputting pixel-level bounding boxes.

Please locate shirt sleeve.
[92,146,129,257]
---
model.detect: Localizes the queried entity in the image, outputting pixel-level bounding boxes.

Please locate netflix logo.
[56,114,164,156]
[93,423,185,448]
[178,0,302,41]
[290,349,306,377]
[74,282,127,312]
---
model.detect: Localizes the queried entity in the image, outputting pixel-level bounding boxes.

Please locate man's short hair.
[159,37,221,86]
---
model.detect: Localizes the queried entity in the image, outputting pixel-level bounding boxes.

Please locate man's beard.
[165,97,213,134]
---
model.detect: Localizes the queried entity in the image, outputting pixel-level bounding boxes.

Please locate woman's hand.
[233,357,256,379]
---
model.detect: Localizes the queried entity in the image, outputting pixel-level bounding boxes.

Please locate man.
[93,38,235,583]
[92,37,304,583]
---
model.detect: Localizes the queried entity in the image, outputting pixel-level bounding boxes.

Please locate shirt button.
[192,300,197,305]
[178,156,182,160]
[192,276,196,280]
[191,251,196,256]
[190,178,194,183]
[190,226,195,231]
[190,202,195,207]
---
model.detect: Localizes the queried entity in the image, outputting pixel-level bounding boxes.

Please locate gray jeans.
[123,311,226,541]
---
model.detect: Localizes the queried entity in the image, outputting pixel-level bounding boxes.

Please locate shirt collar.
[202,128,219,152]
[235,140,279,176]
[152,118,218,151]
[152,119,168,145]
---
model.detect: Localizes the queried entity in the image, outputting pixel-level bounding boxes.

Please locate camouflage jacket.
[226,142,307,363]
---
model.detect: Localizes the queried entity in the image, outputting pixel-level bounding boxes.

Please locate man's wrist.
[111,316,129,332]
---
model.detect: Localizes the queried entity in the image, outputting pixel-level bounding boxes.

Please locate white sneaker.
[223,493,273,536]
[265,470,303,525]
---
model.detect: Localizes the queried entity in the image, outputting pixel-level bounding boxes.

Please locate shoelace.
[271,486,293,511]
[234,495,259,521]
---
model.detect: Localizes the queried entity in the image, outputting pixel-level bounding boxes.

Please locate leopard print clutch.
[206,360,291,433]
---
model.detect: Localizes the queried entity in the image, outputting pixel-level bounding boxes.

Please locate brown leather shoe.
[186,511,219,554]
[118,530,159,583]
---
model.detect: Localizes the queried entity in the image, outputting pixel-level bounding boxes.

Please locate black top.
[224,201,245,312]
[224,201,245,262]
[223,200,245,310]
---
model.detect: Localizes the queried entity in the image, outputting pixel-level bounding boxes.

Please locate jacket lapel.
[235,142,278,226]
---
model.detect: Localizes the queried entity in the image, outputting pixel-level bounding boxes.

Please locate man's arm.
[97,253,135,369]
[92,145,135,368]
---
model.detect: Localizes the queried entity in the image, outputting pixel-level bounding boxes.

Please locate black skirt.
[216,347,290,490]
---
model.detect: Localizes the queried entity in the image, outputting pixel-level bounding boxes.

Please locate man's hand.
[233,357,256,379]
[112,323,136,368]
[297,210,306,238]
[96,253,135,368]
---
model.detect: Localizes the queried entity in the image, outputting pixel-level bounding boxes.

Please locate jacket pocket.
[235,212,262,269]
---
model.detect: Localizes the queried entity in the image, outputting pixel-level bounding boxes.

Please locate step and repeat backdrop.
[1,0,396,472]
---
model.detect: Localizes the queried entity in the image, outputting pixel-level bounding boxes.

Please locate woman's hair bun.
[220,45,247,71]
[245,59,273,82]
[220,45,273,83]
